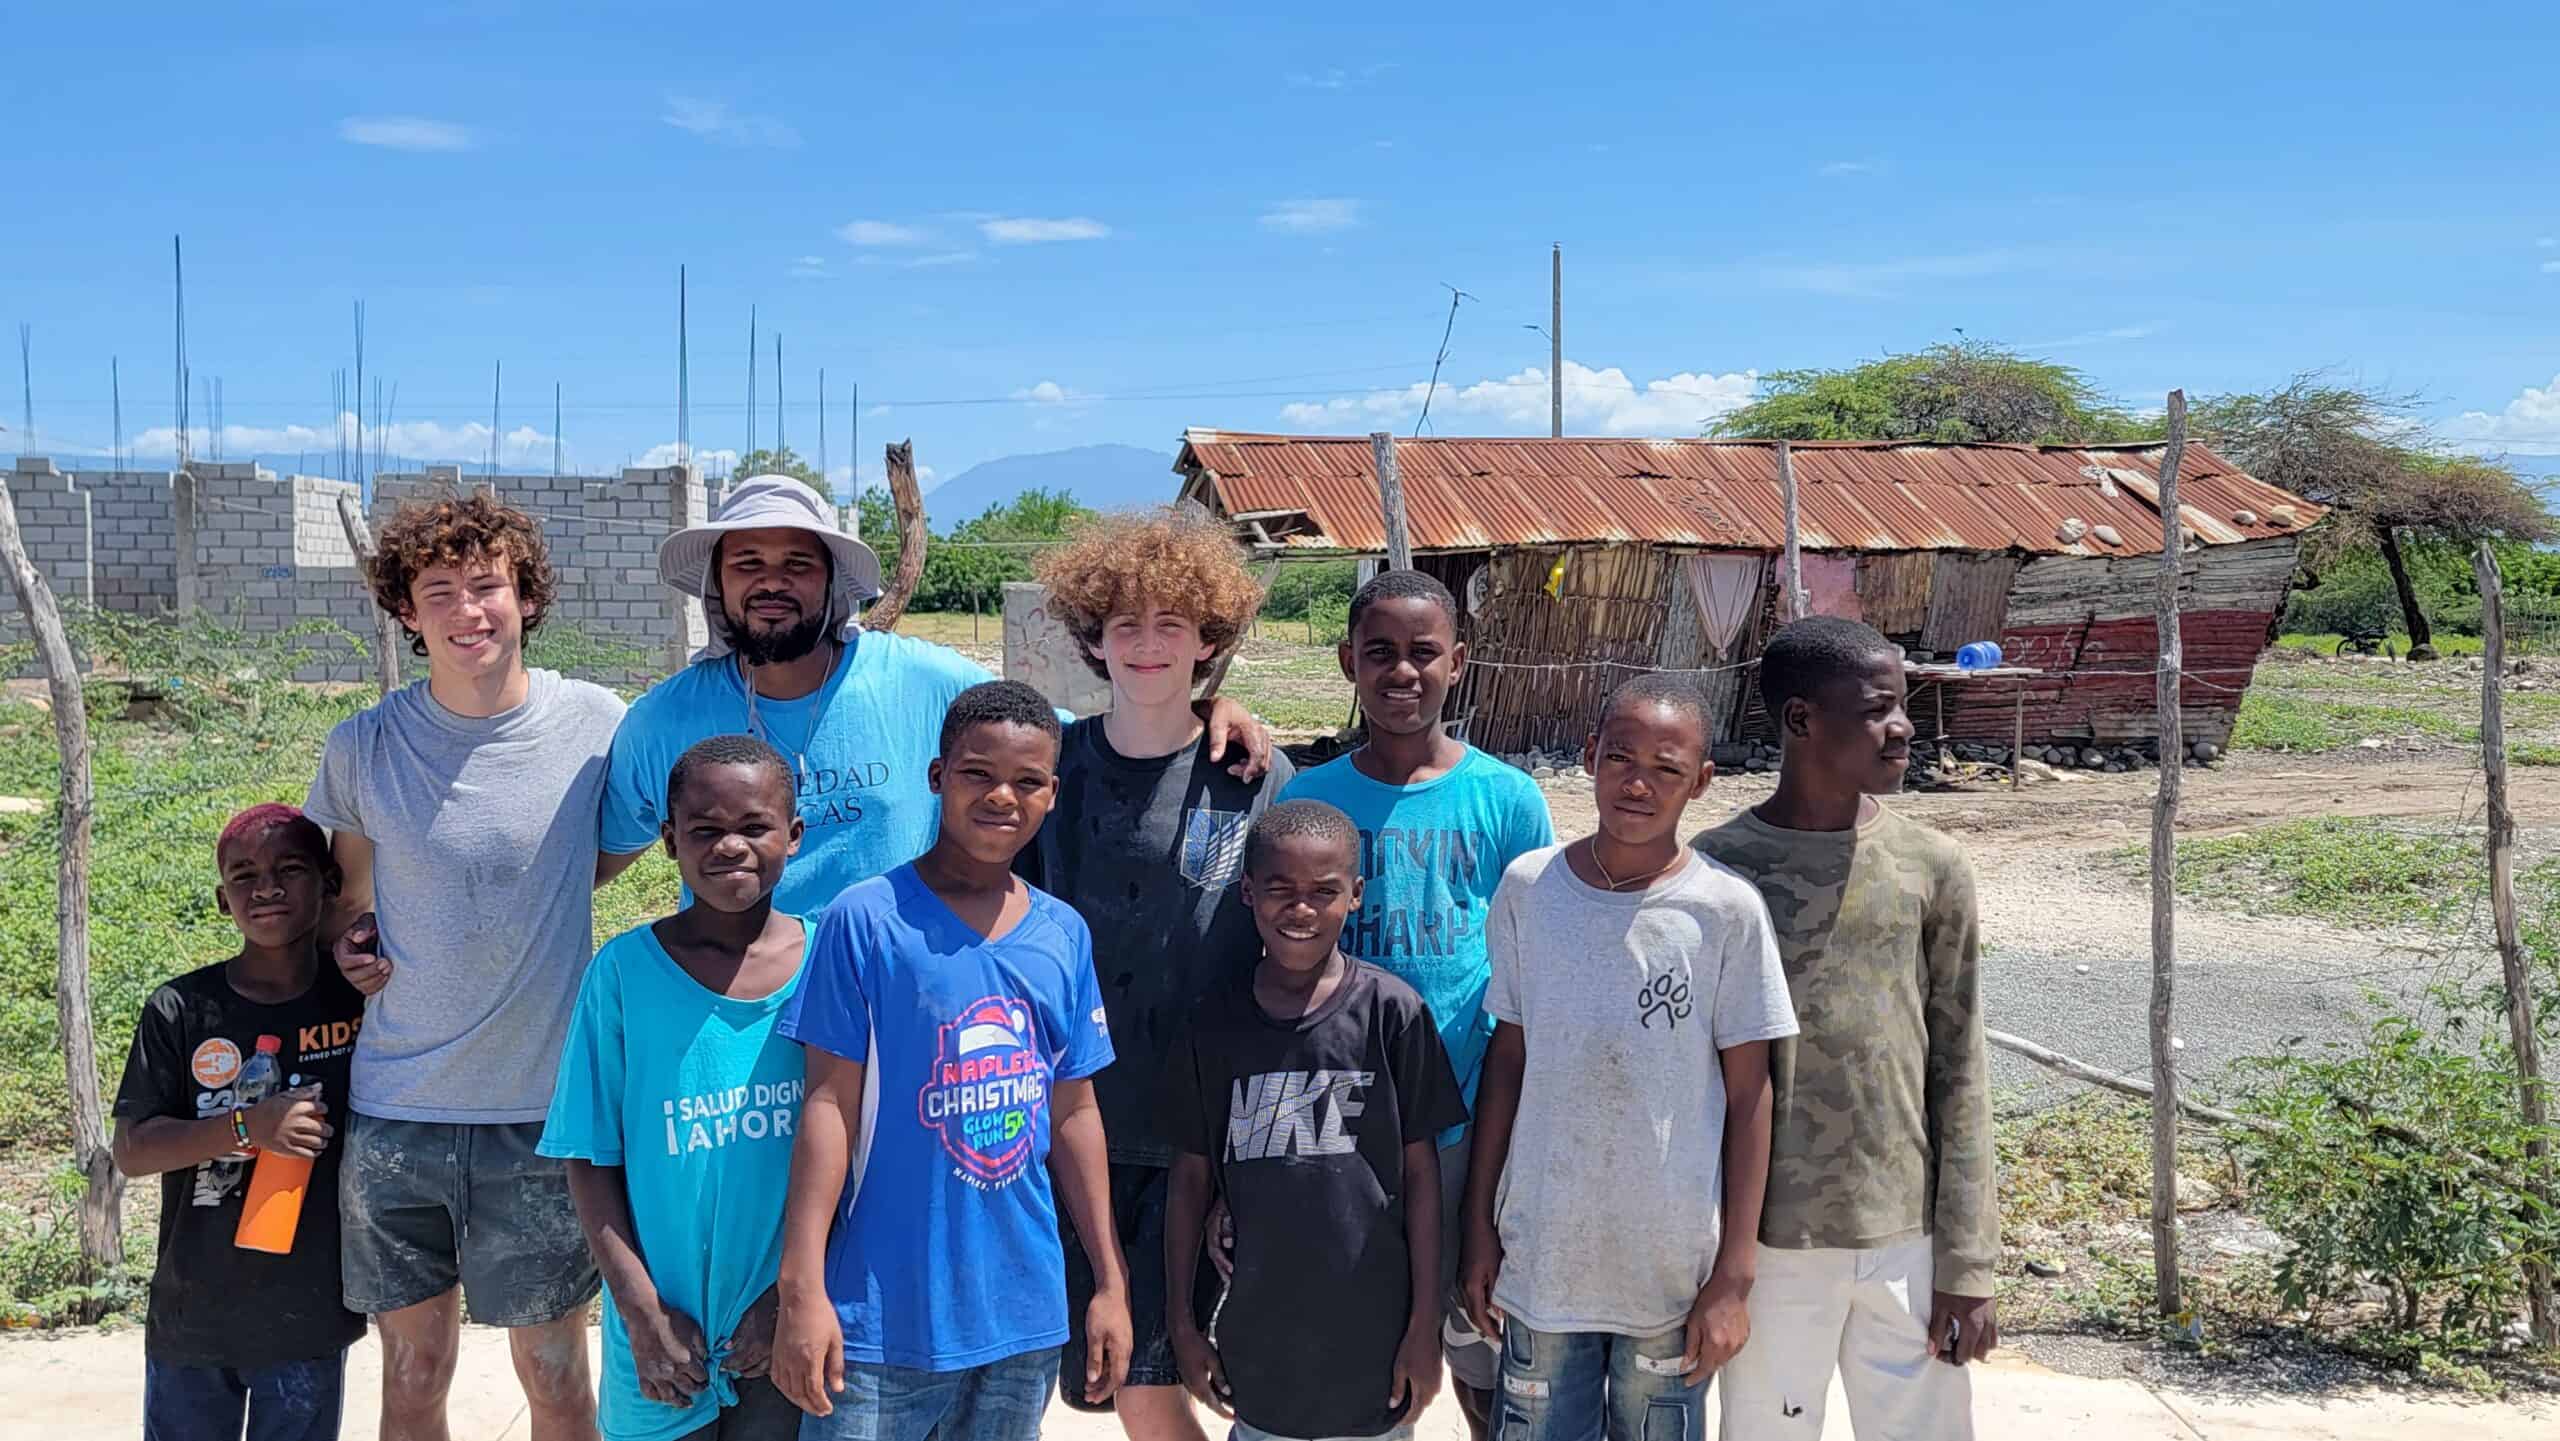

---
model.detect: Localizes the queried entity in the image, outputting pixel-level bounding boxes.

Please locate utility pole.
[818,367,828,489]
[487,361,502,476]
[1550,243,1563,438]
[111,358,122,472]
[553,383,563,476]
[748,305,758,458]
[1371,431,1412,571]
[677,265,691,473]
[19,323,33,454]
[848,381,861,538]
[1777,439,1807,621]
[775,333,785,455]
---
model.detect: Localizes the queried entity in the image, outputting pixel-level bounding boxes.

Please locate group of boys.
[110,475,1996,1441]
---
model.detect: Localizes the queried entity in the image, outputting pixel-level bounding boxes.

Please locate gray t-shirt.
[304,669,626,1124]
[1483,844,1797,1336]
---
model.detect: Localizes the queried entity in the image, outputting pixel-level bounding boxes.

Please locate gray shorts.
[339,1113,599,1327]
[1438,1140,1498,1392]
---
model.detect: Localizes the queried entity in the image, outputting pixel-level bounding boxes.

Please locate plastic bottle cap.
[254,1035,283,1054]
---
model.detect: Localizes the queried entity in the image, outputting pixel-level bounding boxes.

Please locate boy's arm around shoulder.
[1921,836,1998,1300]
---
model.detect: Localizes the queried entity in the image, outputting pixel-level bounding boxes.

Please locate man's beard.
[731,605,830,666]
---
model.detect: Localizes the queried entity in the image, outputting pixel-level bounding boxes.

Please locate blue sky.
[7,1,2557,492]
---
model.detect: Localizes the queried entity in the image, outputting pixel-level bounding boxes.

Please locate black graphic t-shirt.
[1022,717,1291,1164]
[1161,961,1466,1440]
[112,961,367,1367]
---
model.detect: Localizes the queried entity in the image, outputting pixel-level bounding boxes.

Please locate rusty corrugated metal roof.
[1174,432,2324,558]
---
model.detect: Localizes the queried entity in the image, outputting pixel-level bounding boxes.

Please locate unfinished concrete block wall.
[11,458,708,685]
[5,459,95,609]
[84,470,177,613]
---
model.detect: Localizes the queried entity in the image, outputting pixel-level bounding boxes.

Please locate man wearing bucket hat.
[597,474,1272,915]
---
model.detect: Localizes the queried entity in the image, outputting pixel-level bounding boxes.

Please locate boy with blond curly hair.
[1022,506,1291,1441]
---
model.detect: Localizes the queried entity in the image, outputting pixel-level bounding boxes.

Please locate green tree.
[1712,341,2148,444]
[2194,377,2553,656]
[729,446,829,500]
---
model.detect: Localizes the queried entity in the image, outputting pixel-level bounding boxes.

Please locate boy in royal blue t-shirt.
[772,680,1127,1441]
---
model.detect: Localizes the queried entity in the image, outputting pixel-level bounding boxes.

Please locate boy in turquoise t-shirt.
[541,733,811,1441]
[1278,569,1553,1438]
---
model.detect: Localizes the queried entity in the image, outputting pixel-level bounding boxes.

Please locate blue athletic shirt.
[600,632,994,919]
[537,921,807,1441]
[1279,746,1554,1133]
[777,865,1114,1371]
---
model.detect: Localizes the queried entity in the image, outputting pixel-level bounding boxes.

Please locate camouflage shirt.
[1692,803,1997,1296]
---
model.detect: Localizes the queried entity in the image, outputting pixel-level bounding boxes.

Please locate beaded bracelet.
[231,1108,254,1150]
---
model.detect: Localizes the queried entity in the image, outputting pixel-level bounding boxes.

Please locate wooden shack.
[1173,431,2323,756]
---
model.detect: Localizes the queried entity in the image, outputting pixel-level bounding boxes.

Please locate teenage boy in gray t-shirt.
[305,492,623,1441]
[1459,674,1795,1441]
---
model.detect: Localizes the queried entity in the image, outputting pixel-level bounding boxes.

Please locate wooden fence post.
[0,469,122,1292]
[1372,431,1412,572]
[2150,390,2189,1319]
[335,494,400,697]
[863,441,928,633]
[2475,540,2557,1345]
[1777,439,1807,622]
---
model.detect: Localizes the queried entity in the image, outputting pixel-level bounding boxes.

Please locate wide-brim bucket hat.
[658,473,884,661]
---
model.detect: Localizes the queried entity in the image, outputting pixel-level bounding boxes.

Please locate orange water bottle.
[233,1037,314,1255]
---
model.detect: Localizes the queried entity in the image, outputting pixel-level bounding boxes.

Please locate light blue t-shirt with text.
[538,923,806,1441]
[1280,745,1554,1129]
[601,632,992,918]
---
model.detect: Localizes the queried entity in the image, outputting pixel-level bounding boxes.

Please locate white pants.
[1716,1236,1974,1441]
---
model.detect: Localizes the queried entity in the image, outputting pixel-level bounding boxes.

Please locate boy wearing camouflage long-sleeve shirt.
[1693,617,1996,1441]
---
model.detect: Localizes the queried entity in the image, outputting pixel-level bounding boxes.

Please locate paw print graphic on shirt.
[1637,973,1694,1030]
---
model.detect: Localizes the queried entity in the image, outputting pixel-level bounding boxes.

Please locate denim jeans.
[795,1346,1060,1441]
[142,1350,347,1441]
[1496,1324,1704,1441]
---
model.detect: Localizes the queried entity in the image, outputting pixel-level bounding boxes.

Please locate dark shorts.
[339,1113,599,1326]
[674,1377,801,1441]
[1060,1161,1222,1408]
[142,1350,347,1441]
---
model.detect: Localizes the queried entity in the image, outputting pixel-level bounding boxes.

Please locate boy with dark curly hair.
[1022,507,1291,1441]
[306,489,624,1441]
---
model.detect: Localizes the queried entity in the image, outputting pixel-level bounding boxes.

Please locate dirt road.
[1534,753,2539,1105]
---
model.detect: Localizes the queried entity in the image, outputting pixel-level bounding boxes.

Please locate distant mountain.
[919,444,1180,529]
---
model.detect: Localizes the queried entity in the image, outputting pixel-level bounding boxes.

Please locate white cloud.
[1260,198,1360,234]
[1756,248,2023,298]
[2542,259,2560,274]
[1818,159,1883,177]
[979,216,1110,244]
[789,255,831,279]
[1278,360,1759,437]
[2445,374,2560,456]
[2540,237,2557,248]
[857,249,977,269]
[1287,63,1391,90]
[662,96,800,148]
[838,219,928,247]
[338,116,474,151]
[637,442,741,473]
[127,414,562,467]
[1011,381,1088,406]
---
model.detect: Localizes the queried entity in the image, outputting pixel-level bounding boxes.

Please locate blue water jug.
[1955,641,2003,671]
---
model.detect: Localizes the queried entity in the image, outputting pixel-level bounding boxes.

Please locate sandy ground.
[5,1323,2548,1441]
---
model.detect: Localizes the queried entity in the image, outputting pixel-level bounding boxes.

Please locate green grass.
[2133,817,2478,929]
[2230,690,2473,752]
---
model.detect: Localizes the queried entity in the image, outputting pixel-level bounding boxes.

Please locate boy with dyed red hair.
[113,803,368,1441]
